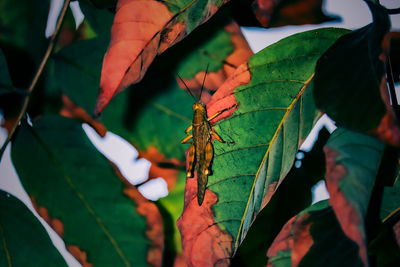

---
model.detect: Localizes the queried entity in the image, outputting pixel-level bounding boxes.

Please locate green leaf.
[11,115,151,266]
[54,37,109,113]
[323,127,385,265]
[0,190,67,266]
[267,200,364,267]
[79,0,114,36]
[177,28,349,266]
[313,2,390,131]
[210,27,348,250]
[158,171,186,258]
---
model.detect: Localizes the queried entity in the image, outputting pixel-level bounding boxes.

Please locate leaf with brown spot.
[267,200,364,267]
[178,28,348,264]
[124,187,164,267]
[0,190,67,266]
[324,128,385,266]
[232,128,329,266]
[95,0,232,115]
[11,115,161,266]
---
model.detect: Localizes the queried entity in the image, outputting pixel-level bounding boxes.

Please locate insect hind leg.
[204,141,214,175]
[187,144,196,178]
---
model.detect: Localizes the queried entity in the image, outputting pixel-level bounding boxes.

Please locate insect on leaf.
[177,28,349,265]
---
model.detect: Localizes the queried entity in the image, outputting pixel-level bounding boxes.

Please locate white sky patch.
[300,114,337,152]
[312,180,331,204]
[45,0,84,38]
[138,178,169,201]
[82,124,151,185]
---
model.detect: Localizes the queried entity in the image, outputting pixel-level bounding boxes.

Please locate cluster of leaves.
[0,0,399,266]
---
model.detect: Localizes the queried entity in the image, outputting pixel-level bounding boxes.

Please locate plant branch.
[0,0,71,160]
[387,7,400,14]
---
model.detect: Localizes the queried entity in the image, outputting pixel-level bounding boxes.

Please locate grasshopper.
[179,69,235,206]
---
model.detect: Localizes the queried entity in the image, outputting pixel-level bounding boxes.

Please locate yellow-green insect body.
[181,101,234,205]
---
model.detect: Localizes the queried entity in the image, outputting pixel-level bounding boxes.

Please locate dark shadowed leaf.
[369,210,400,267]
[0,190,67,266]
[313,1,390,131]
[324,127,385,265]
[267,200,363,267]
[177,28,348,265]
[11,115,159,266]
[0,48,12,94]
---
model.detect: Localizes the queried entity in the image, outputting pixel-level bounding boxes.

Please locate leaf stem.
[0,0,71,160]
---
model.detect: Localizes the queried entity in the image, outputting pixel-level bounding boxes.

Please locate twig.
[0,0,71,160]
[387,8,400,15]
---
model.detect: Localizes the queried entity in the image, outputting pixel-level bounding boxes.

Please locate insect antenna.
[200,63,209,101]
[177,74,197,101]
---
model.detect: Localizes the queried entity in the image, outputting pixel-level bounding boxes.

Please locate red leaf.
[266,212,314,267]
[95,0,230,115]
[324,147,368,266]
[176,21,253,95]
[176,171,232,267]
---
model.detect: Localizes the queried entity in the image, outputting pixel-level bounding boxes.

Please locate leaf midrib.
[232,73,315,251]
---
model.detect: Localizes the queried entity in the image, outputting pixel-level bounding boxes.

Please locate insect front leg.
[181,134,193,144]
[184,125,192,134]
